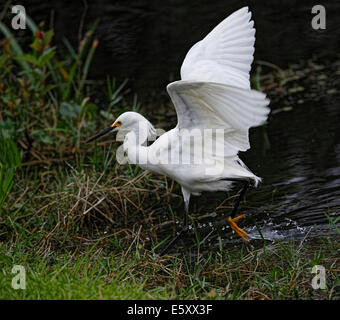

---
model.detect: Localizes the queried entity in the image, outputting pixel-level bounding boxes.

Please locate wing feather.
[180,7,255,89]
[167,81,270,155]
[166,7,270,158]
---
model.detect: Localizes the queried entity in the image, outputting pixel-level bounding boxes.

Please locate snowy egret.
[88,7,270,255]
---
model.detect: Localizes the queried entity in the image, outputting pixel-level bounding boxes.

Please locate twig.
[83,196,105,215]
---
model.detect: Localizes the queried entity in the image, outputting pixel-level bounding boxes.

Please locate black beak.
[87,126,115,143]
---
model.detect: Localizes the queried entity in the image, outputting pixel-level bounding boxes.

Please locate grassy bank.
[1,235,339,299]
[0,18,339,300]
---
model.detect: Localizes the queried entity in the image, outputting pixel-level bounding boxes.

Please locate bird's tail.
[237,157,262,187]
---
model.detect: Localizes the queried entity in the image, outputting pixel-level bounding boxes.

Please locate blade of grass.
[0,21,32,77]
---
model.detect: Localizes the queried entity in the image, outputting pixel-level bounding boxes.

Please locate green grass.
[0,232,339,299]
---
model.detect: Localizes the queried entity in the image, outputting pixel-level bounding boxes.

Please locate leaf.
[15,54,39,66]
[59,101,81,119]
[84,103,98,119]
[58,65,69,80]
[0,119,15,138]
[43,30,54,46]
[0,21,33,78]
[39,49,55,67]
[30,38,43,52]
[40,134,53,144]
[32,130,53,144]
[100,110,114,121]
[0,54,9,69]
[40,84,57,96]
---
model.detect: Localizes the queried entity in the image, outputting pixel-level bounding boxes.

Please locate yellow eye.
[112,121,122,127]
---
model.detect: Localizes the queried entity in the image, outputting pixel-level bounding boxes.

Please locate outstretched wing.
[180,7,255,89]
[167,81,269,155]
[166,7,269,157]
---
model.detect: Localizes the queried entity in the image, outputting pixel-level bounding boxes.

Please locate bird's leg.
[159,199,190,256]
[223,178,250,241]
[230,179,249,219]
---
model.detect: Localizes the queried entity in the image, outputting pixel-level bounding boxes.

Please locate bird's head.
[87,111,155,143]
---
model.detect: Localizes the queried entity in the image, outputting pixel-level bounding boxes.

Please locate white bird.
[88,7,270,255]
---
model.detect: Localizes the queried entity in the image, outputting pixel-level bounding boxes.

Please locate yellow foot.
[228,214,249,242]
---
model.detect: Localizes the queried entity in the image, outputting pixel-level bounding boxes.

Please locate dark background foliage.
[8,0,339,94]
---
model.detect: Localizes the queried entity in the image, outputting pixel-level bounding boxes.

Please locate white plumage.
[180,6,255,88]
[88,7,270,251]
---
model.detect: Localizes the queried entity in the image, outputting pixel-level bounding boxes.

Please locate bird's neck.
[123,121,153,166]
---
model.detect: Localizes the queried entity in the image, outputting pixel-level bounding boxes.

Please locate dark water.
[183,59,340,245]
[21,0,340,96]
[10,1,340,244]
